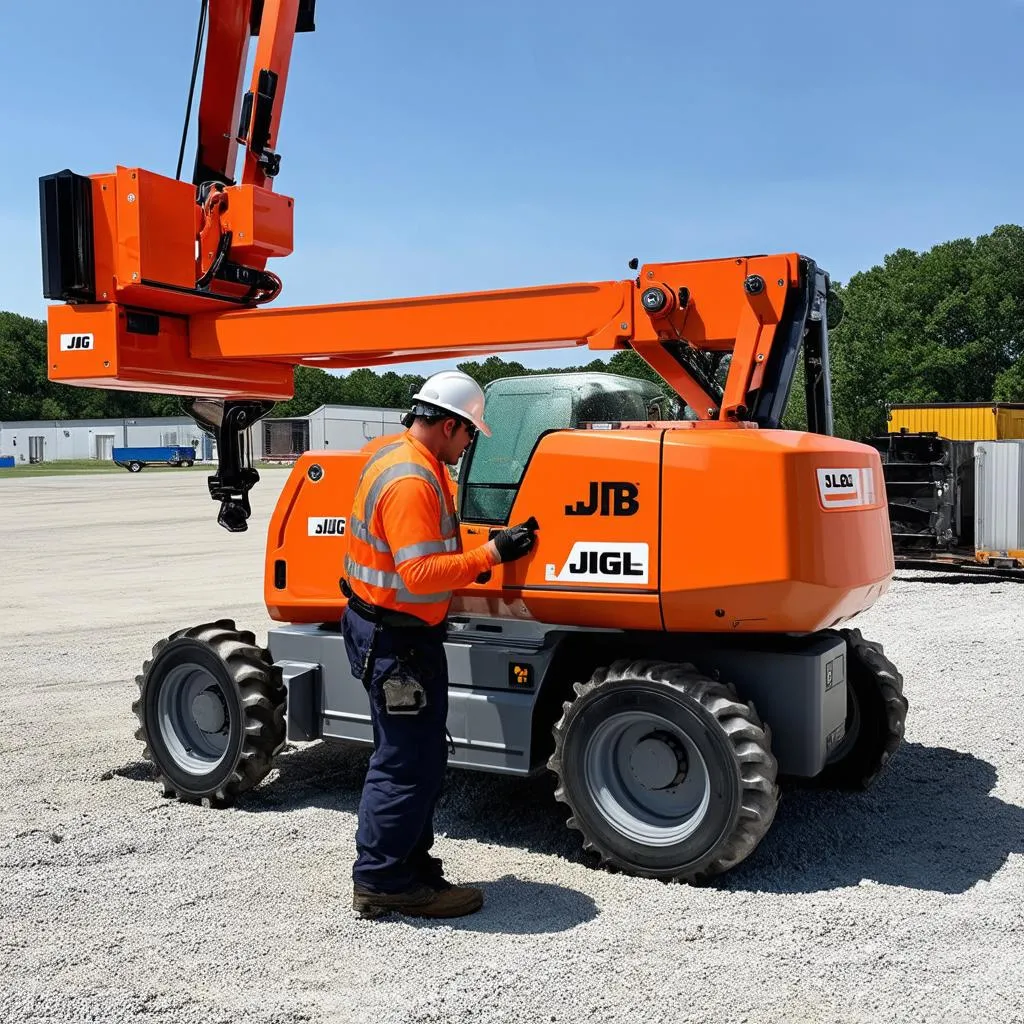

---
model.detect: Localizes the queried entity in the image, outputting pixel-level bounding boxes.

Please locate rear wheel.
[127,461,142,473]
[548,660,779,883]
[132,620,286,805]
[817,628,907,789]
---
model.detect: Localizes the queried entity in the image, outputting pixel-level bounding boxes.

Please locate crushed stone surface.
[1,473,1022,1023]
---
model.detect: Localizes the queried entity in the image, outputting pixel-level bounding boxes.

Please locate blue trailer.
[112,446,196,472]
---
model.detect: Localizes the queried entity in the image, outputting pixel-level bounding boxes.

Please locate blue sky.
[2,0,1022,375]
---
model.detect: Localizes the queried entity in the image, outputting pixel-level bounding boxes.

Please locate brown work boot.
[352,883,484,919]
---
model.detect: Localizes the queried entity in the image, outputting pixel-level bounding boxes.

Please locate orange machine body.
[46,167,296,398]
[41,3,891,639]
[265,425,892,634]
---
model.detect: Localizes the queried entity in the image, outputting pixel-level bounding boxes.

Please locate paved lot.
[1,472,1022,1024]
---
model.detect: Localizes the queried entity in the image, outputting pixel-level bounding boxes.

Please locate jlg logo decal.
[59,333,94,351]
[824,472,854,489]
[307,517,347,536]
[565,481,639,517]
[816,468,877,509]
[545,542,649,584]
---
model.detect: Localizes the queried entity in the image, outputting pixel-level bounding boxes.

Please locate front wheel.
[132,620,286,805]
[548,660,779,883]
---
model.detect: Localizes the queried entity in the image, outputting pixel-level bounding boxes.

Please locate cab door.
[456,420,663,632]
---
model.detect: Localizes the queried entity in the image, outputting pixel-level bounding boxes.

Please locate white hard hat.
[411,370,491,437]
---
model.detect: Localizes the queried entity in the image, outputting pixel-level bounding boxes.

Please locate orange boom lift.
[39,0,906,881]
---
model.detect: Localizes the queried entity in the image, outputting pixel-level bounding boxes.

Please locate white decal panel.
[545,542,649,584]
[59,333,94,352]
[307,516,347,537]
[816,468,877,509]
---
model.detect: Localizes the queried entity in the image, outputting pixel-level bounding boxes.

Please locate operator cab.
[459,371,687,523]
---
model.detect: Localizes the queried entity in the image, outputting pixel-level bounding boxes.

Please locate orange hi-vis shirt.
[344,432,499,626]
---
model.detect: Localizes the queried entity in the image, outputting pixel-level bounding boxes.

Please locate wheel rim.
[582,710,711,846]
[156,663,233,775]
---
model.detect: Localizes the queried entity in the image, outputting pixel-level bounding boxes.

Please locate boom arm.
[38,0,835,529]
[192,0,315,188]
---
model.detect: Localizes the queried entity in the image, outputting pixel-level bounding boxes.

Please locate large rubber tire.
[816,627,908,790]
[132,620,286,806]
[127,461,143,473]
[548,660,779,883]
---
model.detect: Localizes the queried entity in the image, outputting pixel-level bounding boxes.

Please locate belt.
[340,578,434,630]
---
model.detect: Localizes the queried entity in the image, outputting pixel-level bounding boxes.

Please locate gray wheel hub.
[191,689,228,734]
[629,732,687,790]
[583,710,711,847]
[156,663,233,775]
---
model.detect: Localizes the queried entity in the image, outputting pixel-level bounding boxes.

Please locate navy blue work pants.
[342,606,450,893]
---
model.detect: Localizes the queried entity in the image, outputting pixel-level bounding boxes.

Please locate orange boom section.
[264,427,891,633]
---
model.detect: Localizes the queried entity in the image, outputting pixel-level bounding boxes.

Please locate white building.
[0,405,406,465]
[0,415,211,465]
[261,405,405,460]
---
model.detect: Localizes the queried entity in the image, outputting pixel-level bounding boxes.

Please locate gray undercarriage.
[269,614,848,779]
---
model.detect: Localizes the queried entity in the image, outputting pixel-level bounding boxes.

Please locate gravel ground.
[1,472,1022,1024]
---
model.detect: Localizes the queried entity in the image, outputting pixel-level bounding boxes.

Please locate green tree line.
[4,225,1022,439]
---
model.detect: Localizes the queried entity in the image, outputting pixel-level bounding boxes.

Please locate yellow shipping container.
[886,403,1024,441]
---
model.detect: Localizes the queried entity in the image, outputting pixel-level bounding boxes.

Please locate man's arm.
[377,478,499,594]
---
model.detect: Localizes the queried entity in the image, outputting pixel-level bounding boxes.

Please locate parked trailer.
[112,446,196,473]
[975,440,1024,568]
[887,403,1024,442]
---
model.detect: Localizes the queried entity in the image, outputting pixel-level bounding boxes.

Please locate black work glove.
[492,516,539,562]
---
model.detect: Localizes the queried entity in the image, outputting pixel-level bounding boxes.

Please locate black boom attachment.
[184,398,275,532]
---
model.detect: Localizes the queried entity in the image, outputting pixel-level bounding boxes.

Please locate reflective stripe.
[345,555,401,590]
[356,441,404,488]
[349,514,390,552]
[344,556,451,604]
[393,536,460,564]
[399,586,453,604]
[363,461,450,530]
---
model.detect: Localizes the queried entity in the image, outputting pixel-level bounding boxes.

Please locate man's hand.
[490,516,539,563]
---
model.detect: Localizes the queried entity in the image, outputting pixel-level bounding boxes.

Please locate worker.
[341,369,538,919]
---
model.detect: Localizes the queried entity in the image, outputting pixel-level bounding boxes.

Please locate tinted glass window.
[461,388,573,522]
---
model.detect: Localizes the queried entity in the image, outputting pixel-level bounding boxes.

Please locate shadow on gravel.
[110,739,1022,897]
[724,742,1024,895]
[894,574,1020,586]
[238,740,592,869]
[105,761,155,783]
[239,743,598,933]
[373,875,598,934]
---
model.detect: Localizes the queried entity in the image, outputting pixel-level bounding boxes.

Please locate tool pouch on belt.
[354,622,428,716]
[381,665,428,715]
[342,594,434,716]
